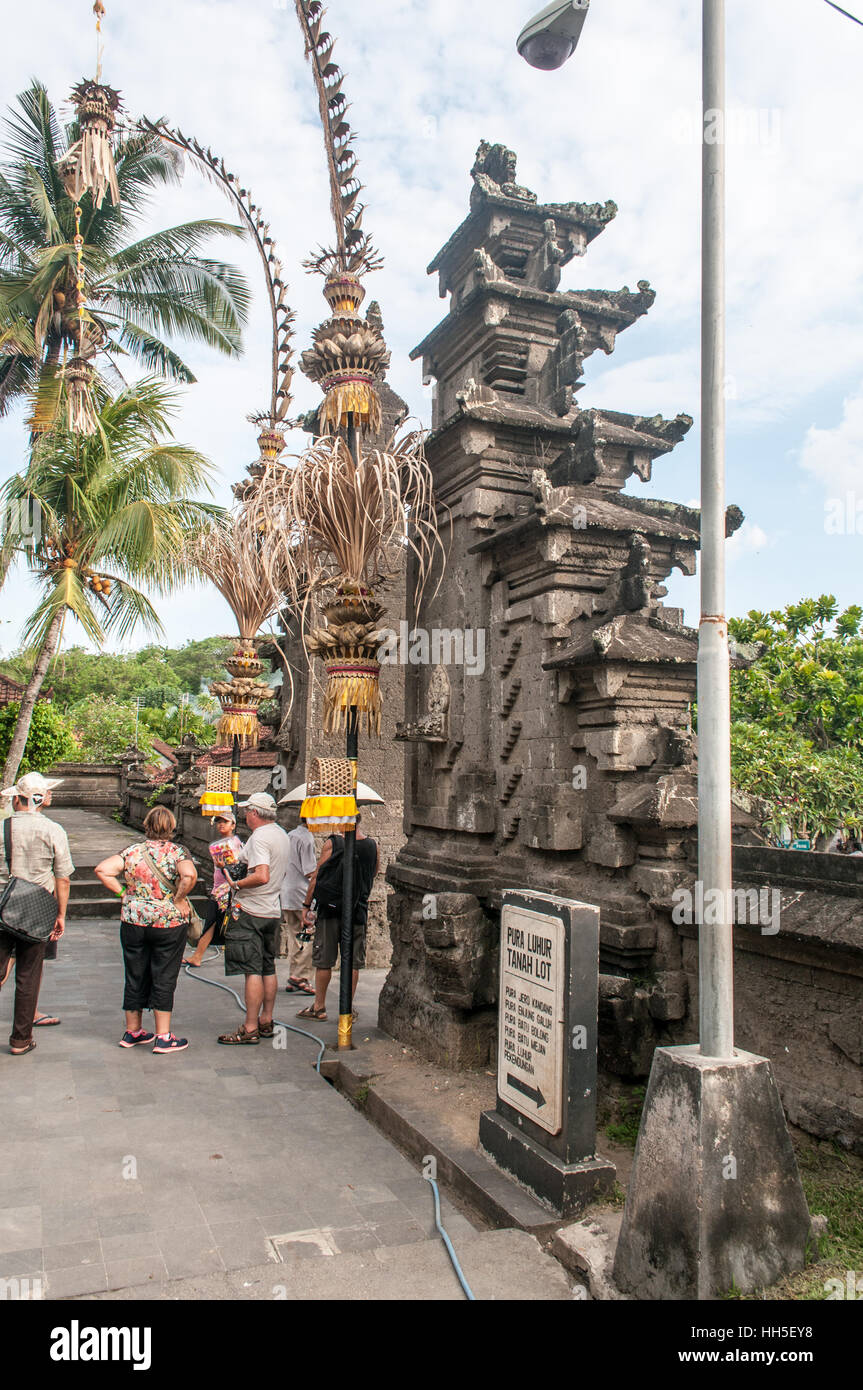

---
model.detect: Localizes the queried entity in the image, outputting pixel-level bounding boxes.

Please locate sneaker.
[152,1033,189,1054]
[119,1029,156,1048]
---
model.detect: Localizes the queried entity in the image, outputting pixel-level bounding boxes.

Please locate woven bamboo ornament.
[210,645,273,749]
[300,756,358,834]
[58,79,122,210]
[199,764,234,817]
[54,6,121,436]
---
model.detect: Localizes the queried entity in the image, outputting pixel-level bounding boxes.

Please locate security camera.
[517,0,590,71]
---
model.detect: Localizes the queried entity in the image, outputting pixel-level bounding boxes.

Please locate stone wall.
[379,141,863,1155]
[48,762,122,812]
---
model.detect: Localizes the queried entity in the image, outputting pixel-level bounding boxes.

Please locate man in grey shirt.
[217,793,291,1046]
[0,772,74,1055]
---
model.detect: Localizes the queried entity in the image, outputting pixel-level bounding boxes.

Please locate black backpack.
[313,835,376,921]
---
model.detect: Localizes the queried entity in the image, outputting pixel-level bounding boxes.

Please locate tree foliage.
[0,80,249,426]
[730,596,863,751]
[731,721,863,840]
[729,597,863,838]
[0,698,76,775]
[0,638,235,710]
[66,694,153,765]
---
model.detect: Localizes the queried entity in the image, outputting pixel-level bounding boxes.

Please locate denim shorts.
[224,909,281,978]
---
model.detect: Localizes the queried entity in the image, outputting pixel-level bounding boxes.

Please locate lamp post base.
[612,1045,810,1300]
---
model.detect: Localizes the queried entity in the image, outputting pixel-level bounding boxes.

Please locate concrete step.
[68,886,209,919]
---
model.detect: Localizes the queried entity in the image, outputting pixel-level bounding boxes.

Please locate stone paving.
[0,811,573,1301]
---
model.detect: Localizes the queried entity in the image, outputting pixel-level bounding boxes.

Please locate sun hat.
[1,771,64,801]
[237,792,278,814]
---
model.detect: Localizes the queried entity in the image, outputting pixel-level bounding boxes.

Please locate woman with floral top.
[95,806,198,1054]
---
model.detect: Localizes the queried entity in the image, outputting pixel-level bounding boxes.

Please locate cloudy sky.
[2,0,863,657]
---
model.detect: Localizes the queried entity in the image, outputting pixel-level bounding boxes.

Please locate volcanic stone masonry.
[379,141,743,1068]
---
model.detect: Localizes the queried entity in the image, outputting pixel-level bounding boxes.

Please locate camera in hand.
[297,902,316,942]
[224,861,246,882]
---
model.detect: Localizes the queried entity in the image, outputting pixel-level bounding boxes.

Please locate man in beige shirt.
[0,772,74,1054]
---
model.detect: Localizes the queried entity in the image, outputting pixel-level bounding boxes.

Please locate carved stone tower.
[381,143,739,1068]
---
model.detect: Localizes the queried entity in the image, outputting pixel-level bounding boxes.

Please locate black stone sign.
[479,890,615,1215]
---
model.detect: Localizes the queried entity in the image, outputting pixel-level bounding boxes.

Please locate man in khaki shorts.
[297,817,379,1023]
[279,816,317,995]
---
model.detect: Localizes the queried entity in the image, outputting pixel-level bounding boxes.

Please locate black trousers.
[120,920,187,1013]
[0,930,47,1046]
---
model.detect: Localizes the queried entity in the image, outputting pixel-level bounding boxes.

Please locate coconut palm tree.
[0,376,223,787]
[0,80,250,428]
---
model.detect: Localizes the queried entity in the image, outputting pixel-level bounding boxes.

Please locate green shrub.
[0,700,77,775]
[67,695,154,765]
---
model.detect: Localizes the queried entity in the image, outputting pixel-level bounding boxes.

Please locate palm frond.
[22,568,105,649]
[116,321,196,382]
[100,577,165,642]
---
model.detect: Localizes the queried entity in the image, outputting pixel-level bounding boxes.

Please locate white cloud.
[799,389,863,496]
[726,520,772,557]
[2,0,863,649]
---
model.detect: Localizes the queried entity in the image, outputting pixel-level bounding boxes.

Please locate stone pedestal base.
[479,1110,616,1217]
[612,1045,810,1299]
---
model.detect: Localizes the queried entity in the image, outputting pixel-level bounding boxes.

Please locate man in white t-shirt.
[217,793,291,1046]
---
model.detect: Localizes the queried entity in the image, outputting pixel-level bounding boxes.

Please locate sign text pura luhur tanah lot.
[499,906,565,1135]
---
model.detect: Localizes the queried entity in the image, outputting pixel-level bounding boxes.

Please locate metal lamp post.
[519,0,812,1301]
[518,0,734,1057]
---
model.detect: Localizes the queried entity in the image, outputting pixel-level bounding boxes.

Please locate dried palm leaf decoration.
[54,2,120,436]
[192,507,295,749]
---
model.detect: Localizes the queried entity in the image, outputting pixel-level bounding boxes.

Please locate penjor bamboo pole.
[231,735,241,809]
[338,415,361,1050]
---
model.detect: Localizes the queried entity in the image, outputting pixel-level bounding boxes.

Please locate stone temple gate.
[379,142,743,1068]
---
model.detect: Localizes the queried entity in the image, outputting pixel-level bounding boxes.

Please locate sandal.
[10,1040,36,1055]
[297,1005,327,1021]
[285,977,315,994]
[258,1020,275,1038]
[33,1014,61,1027]
[217,1025,260,1045]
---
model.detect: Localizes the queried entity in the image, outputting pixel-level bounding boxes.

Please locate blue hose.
[424,1174,476,1300]
[183,955,327,1071]
[186,958,474,1297]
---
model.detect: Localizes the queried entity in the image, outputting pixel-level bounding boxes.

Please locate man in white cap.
[0,772,74,1055]
[217,792,291,1046]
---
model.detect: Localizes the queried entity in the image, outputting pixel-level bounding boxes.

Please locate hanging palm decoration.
[282,0,447,1049]
[267,0,446,743]
[53,2,122,436]
[293,0,388,435]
